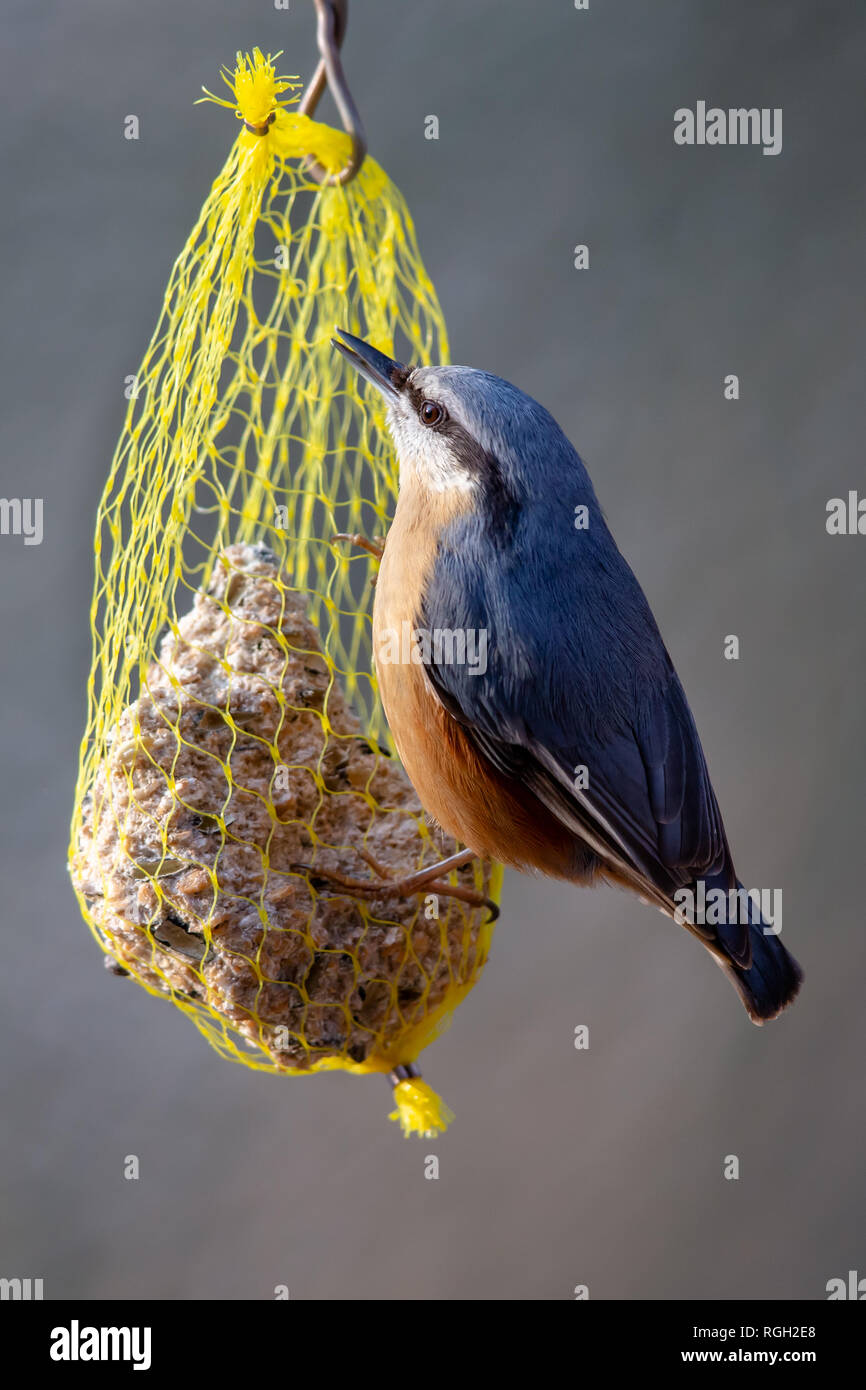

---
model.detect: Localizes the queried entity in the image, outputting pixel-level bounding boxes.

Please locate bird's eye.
[419,399,445,427]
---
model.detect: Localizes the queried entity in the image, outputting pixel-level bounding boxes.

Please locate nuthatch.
[331,329,803,1023]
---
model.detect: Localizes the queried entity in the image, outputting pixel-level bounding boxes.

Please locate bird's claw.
[330,532,385,561]
[290,856,498,922]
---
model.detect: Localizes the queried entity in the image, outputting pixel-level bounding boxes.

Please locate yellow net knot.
[198,48,302,133]
[388,1076,454,1139]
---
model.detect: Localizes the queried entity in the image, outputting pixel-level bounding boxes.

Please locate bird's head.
[331,329,586,509]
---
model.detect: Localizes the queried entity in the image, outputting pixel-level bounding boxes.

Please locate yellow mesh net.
[68,49,500,1137]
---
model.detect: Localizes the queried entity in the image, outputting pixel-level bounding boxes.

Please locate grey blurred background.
[1,0,864,1301]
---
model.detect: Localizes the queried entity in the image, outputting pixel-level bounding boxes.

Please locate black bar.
[5,1298,861,1374]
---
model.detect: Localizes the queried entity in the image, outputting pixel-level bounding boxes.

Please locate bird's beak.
[331,328,407,402]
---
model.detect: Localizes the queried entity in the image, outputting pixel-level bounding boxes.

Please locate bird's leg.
[348,846,479,892]
[291,846,499,922]
[331,532,385,561]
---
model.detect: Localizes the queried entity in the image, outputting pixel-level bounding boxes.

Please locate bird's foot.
[331,532,385,561]
[291,846,499,922]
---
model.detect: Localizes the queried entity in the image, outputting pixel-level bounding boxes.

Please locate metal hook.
[298,0,367,186]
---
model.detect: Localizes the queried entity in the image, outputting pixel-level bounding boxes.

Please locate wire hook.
[299,0,367,186]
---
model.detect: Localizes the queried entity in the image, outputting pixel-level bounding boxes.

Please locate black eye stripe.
[405,381,446,429]
[403,379,518,518]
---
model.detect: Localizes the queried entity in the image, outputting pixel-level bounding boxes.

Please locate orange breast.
[373,477,579,880]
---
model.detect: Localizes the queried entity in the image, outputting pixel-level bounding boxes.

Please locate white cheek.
[386,407,477,494]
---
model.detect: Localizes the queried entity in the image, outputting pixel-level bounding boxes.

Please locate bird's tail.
[710,880,803,1024]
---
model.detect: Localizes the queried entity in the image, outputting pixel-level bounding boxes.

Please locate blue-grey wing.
[419,523,745,961]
